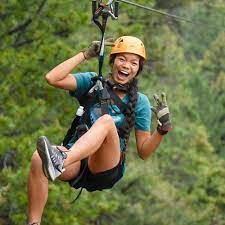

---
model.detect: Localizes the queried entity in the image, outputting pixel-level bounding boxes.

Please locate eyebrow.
[118,56,139,61]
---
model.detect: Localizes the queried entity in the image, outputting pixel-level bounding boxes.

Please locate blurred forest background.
[0,0,224,224]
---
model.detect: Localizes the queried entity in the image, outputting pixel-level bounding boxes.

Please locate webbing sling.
[66,82,128,202]
[91,1,119,116]
[105,80,127,114]
[66,2,120,201]
[62,80,128,147]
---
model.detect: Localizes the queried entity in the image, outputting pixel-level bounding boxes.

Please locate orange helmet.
[110,36,146,60]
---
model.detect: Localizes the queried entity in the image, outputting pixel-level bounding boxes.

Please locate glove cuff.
[157,126,168,135]
[80,49,89,60]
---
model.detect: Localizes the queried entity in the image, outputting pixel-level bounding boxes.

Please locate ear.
[109,54,116,66]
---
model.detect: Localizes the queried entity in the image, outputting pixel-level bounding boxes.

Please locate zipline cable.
[117,0,200,24]
[117,0,225,30]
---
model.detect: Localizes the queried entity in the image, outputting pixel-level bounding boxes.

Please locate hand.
[82,38,114,60]
[151,92,172,135]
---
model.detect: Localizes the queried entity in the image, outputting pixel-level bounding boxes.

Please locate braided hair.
[118,78,138,149]
[109,54,145,150]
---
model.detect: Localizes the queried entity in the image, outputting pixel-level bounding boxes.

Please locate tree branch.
[1,0,47,39]
[6,18,33,36]
[36,0,47,15]
[12,38,35,48]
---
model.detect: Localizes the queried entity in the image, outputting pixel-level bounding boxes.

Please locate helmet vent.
[117,38,124,48]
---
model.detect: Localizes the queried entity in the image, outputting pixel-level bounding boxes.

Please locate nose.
[122,61,129,70]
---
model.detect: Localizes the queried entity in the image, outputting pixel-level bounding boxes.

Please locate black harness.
[64,2,127,201]
[62,79,128,149]
[62,1,126,148]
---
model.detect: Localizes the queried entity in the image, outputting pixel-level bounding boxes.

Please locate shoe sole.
[37,136,56,181]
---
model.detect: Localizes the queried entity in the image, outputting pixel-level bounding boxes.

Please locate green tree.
[1,1,225,225]
[193,32,225,156]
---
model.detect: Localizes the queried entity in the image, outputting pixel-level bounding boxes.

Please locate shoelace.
[50,147,67,172]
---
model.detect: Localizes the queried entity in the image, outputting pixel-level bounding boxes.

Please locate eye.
[132,62,138,66]
[118,57,125,62]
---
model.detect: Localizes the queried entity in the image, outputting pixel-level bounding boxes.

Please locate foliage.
[0,0,224,225]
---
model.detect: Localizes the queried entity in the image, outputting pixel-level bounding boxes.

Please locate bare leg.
[28,115,121,223]
[27,152,48,224]
[27,151,80,223]
[64,114,121,173]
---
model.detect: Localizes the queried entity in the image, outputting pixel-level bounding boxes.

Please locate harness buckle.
[76,124,89,139]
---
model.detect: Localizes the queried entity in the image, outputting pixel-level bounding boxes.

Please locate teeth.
[120,71,129,75]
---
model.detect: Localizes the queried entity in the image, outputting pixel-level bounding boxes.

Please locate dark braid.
[118,78,138,149]
[109,54,145,150]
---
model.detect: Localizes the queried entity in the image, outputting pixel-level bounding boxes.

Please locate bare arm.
[135,129,164,160]
[45,52,86,91]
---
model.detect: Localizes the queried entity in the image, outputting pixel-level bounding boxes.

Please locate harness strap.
[62,116,80,147]
[72,187,84,202]
[105,81,130,140]
[62,81,98,147]
[100,82,110,115]
[62,78,130,147]
[106,82,127,114]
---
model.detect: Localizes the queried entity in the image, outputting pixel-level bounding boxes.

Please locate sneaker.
[36,136,67,181]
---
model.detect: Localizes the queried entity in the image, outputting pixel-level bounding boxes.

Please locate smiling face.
[111,53,140,84]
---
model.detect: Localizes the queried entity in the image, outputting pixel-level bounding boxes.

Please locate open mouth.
[118,70,129,79]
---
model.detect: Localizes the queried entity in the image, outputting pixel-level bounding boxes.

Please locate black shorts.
[69,158,124,192]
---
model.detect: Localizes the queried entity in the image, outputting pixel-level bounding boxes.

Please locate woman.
[27,36,172,225]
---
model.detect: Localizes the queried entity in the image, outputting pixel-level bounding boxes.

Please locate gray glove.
[151,92,172,135]
[82,38,114,59]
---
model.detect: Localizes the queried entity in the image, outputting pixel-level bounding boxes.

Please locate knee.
[30,151,42,174]
[98,114,115,128]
